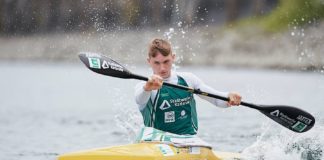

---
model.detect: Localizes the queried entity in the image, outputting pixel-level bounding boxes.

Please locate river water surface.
[0,63,323,160]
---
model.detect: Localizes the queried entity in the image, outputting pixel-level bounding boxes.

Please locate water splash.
[164,28,175,40]
[114,108,143,143]
[242,119,324,160]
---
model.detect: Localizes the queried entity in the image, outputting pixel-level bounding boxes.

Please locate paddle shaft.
[131,73,261,110]
[78,53,315,132]
[130,72,315,133]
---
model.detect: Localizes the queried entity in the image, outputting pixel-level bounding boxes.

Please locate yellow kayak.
[58,142,241,160]
[58,127,242,160]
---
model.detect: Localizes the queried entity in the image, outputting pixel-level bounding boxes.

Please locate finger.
[148,77,153,83]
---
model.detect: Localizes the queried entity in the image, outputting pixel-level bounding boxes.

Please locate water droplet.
[298,57,302,62]
[291,32,295,36]
[164,28,175,40]
[177,21,182,27]
[301,18,305,21]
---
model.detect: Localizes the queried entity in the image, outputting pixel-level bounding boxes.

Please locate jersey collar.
[163,70,177,83]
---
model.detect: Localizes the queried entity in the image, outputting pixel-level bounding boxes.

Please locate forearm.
[135,82,151,110]
[196,84,229,108]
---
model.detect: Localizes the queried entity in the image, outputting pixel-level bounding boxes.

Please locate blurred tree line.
[259,0,324,32]
[0,0,278,35]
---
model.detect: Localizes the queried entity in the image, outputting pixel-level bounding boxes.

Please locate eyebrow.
[154,59,170,63]
[163,60,170,63]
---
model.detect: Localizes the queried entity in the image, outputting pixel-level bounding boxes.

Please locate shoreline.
[0,24,323,71]
[0,60,323,74]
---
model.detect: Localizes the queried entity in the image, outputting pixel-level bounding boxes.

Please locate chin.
[160,74,169,79]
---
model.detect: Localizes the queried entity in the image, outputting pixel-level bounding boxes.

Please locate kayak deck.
[58,143,241,160]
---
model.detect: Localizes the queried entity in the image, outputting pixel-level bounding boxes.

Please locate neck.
[163,71,174,81]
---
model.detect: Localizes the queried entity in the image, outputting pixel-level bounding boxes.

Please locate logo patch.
[292,121,307,132]
[160,93,169,97]
[156,144,174,156]
[270,110,280,117]
[297,115,312,125]
[179,110,188,120]
[88,58,101,69]
[181,110,186,116]
[102,60,110,69]
[159,100,171,110]
[165,111,175,123]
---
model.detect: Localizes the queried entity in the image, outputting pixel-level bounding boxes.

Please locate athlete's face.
[147,52,175,79]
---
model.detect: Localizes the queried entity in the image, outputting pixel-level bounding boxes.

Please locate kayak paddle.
[78,52,315,133]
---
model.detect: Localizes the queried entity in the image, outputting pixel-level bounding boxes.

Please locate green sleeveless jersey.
[140,76,198,135]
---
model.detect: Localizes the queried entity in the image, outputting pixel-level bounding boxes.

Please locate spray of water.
[114,108,143,143]
[242,119,324,160]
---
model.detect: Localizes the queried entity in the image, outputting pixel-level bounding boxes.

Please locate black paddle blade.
[78,52,133,79]
[259,105,315,133]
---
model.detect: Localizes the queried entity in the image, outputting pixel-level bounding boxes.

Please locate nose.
[160,64,166,71]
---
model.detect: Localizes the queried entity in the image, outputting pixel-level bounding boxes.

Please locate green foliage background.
[240,0,324,32]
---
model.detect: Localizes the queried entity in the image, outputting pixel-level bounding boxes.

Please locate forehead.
[150,52,173,62]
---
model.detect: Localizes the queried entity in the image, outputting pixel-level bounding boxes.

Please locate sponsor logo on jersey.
[179,110,188,120]
[165,111,175,123]
[160,100,171,110]
[169,97,191,107]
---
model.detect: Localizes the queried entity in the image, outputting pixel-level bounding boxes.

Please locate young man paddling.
[135,38,242,135]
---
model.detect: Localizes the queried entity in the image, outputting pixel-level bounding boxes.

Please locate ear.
[172,54,175,61]
[147,57,151,64]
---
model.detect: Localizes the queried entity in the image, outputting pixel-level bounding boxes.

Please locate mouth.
[159,72,168,77]
[160,72,167,75]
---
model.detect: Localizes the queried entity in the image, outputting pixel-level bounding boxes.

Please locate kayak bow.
[58,143,241,160]
[58,127,242,160]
